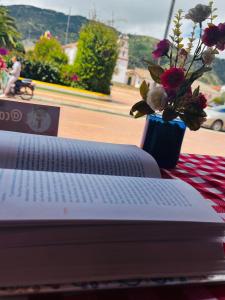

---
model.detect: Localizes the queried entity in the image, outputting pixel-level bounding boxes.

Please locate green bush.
[74,21,118,95]
[212,97,223,105]
[14,42,25,54]
[30,36,68,68]
[21,59,62,83]
[60,64,79,87]
[212,94,225,105]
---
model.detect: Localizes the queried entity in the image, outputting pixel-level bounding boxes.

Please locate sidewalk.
[33,83,132,117]
[33,80,112,101]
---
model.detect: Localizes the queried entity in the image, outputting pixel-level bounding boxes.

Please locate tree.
[0,6,20,48]
[31,36,68,67]
[74,21,118,94]
[15,42,25,54]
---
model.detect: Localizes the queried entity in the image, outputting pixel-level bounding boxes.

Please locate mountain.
[6,5,225,85]
[7,5,88,44]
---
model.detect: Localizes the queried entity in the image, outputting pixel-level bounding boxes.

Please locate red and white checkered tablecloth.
[161,153,225,218]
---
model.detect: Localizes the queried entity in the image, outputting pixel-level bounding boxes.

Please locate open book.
[0,130,224,287]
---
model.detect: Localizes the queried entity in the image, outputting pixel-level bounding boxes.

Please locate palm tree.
[0,6,20,49]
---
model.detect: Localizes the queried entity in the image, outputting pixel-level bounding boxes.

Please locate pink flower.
[152,39,170,59]
[160,67,185,90]
[216,23,225,51]
[0,48,9,56]
[71,74,79,81]
[202,25,220,47]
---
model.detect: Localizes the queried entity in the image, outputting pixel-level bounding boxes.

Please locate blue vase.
[141,114,186,169]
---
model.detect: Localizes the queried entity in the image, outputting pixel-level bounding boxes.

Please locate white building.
[126,68,153,88]
[63,35,129,84]
[112,35,129,84]
[62,42,78,65]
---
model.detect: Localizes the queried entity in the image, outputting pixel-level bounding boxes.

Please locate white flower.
[185,4,211,23]
[202,48,215,65]
[147,87,167,111]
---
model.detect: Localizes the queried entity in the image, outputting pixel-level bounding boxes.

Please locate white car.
[202,105,225,131]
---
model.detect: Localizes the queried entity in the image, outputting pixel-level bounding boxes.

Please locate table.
[1,154,225,299]
[162,153,225,217]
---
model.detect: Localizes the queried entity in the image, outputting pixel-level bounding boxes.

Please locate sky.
[1,0,225,57]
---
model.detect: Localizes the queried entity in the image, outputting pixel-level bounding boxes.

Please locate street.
[29,84,225,157]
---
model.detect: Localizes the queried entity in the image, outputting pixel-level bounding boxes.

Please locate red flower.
[197,93,207,109]
[165,88,176,100]
[152,39,170,59]
[160,67,185,90]
[202,25,220,47]
[0,58,7,69]
[217,22,225,51]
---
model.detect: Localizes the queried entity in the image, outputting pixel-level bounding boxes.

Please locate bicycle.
[1,70,35,101]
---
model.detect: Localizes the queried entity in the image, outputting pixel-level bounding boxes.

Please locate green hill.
[128,34,158,69]
[5,5,225,85]
[128,34,222,85]
[7,5,88,43]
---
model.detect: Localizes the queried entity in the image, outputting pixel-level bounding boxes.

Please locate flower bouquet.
[130,2,225,131]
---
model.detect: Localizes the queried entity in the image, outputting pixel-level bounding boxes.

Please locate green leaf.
[147,60,160,67]
[193,86,200,97]
[134,111,146,119]
[189,66,212,83]
[148,65,164,84]
[180,111,206,131]
[212,48,219,54]
[173,28,181,36]
[130,100,155,118]
[140,80,149,100]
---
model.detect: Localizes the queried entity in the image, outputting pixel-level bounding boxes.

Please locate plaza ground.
[26,83,225,157]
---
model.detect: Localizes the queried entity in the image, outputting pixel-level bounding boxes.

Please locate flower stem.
[185,23,203,78]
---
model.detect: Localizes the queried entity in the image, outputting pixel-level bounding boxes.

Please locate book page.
[0,131,160,178]
[0,168,222,224]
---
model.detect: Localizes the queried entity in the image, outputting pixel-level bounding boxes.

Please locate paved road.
[31,85,225,157]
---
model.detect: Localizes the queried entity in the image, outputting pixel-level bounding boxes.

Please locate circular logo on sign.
[27,108,51,133]
[11,109,23,122]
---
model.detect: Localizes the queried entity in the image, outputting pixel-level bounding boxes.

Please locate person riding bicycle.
[0,56,21,98]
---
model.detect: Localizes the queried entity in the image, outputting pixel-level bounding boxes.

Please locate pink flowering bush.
[0,48,9,56]
[130,1,225,131]
[71,74,79,82]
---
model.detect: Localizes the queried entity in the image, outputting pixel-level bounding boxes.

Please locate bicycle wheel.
[20,86,33,100]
